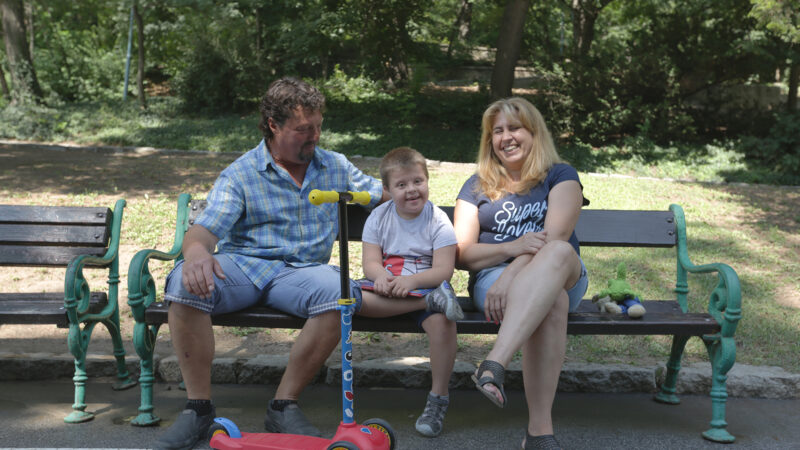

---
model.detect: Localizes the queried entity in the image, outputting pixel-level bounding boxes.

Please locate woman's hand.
[484,277,511,323]
[508,230,548,257]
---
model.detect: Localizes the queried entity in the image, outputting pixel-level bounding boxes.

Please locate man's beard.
[298,143,315,162]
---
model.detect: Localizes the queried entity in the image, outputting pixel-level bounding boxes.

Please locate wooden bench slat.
[574,210,676,247]
[144,300,718,336]
[0,292,107,327]
[194,203,677,248]
[0,245,108,266]
[0,205,111,226]
[0,224,109,246]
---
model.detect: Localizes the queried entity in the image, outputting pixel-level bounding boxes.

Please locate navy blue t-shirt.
[456,163,582,255]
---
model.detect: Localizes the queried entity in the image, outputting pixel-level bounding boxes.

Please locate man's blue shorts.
[164,254,363,317]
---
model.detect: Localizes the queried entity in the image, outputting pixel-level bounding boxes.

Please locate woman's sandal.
[471,359,507,408]
[522,432,562,450]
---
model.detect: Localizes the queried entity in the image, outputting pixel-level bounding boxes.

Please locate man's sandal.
[471,360,507,408]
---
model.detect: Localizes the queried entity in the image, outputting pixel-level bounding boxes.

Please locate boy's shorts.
[164,254,363,317]
[471,257,588,313]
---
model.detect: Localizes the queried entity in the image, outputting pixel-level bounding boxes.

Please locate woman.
[454,97,588,449]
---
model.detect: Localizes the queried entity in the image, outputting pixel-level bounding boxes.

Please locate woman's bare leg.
[478,241,580,404]
[522,291,569,436]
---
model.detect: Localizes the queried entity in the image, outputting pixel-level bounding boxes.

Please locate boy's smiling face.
[385,163,429,220]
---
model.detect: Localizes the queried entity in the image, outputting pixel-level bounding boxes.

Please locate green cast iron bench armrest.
[670,204,742,339]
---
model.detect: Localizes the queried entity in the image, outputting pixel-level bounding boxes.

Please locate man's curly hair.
[258,77,325,141]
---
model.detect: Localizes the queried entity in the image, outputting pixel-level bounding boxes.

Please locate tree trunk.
[490,0,529,100]
[23,0,30,56]
[0,61,10,99]
[387,11,411,84]
[133,1,146,109]
[0,0,43,103]
[788,62,798,112]
[570,0,611,62]
[0,27,10,99]
[255,9,261,57]
[447,0,473,58]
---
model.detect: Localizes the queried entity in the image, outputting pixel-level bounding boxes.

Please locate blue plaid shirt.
[195,140,383,289]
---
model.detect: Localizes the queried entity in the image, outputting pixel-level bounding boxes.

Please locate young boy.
[359,146,462,437]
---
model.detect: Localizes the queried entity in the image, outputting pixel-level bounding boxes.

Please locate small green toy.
[591,262,646,318]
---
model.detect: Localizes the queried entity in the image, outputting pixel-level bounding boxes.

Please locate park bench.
[127,193,741,442]
[0,201,137,423]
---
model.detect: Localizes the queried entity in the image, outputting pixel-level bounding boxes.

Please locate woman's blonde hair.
[476,97,561,200]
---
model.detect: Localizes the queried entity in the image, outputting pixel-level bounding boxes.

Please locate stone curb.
[1,352,798,399]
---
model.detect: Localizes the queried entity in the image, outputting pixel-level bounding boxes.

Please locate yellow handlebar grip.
[309,189,340,205]
[349,191,371,205]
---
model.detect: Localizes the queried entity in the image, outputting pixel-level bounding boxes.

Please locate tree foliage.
[0,0,795,158]
[749,0,800,110]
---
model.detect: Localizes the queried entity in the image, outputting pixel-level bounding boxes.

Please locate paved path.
[1,379,798,449]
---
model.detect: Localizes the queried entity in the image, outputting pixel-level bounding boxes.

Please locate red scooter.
[207,190,395,450]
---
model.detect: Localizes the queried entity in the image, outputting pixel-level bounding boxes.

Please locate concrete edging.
[1,352,798,399]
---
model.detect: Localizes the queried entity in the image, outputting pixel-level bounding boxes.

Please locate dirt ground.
[0,140,495,366]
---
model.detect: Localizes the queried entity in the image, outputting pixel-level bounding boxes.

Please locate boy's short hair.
[380,147,429,187]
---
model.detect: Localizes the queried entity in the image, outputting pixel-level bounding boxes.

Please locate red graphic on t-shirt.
[383,254,404,276]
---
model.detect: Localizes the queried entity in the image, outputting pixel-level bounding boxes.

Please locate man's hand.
[180,225,225,299]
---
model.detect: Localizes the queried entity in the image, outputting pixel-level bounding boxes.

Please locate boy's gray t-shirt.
[362,200,457,276]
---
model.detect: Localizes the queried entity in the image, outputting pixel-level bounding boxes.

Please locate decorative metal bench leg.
[702,336,736,443]
[131,355,161,426]
[131,322,161,426]
[654,334,690,405]
[64,323,94,423]
[65,359,94,423]
[103,315,138,391]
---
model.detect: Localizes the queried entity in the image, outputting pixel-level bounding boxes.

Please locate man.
[153,77,386,450]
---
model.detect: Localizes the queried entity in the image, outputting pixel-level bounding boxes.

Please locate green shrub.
[0,103,61,141]
[172,40,239,113]
[318,67,391,104]
[740,110,800,175]
[35,27,123,102]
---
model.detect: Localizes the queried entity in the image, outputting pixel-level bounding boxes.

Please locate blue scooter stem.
[335,194,356,425]
[308,190,368,426]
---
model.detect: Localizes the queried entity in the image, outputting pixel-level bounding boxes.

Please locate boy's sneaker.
[424,281,464,321]
[153,406,216,450]
[415,392,449,437]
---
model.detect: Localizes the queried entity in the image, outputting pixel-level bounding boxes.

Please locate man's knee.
[167,301,208,326]
[306,309,341,335]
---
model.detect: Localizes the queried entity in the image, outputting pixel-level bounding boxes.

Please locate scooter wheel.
[326,441,359,450]
[207,423,229,440]
[363,418,396,450]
